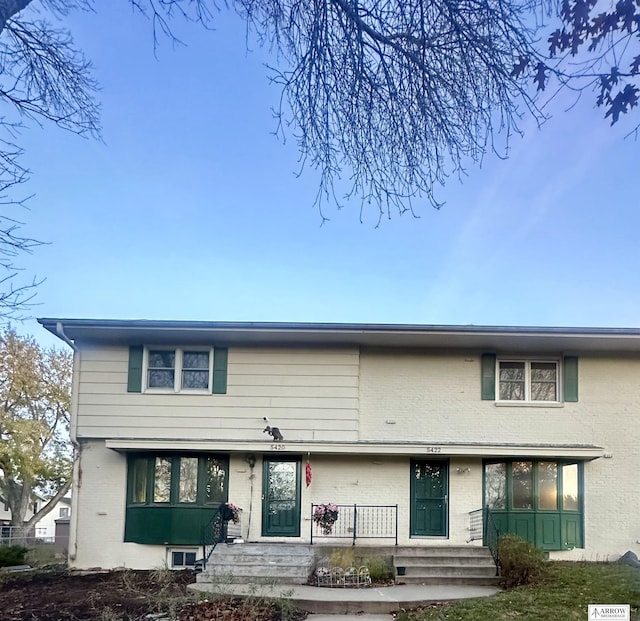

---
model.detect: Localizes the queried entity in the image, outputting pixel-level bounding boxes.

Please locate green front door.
[411,460,448,536]
[262,458,301,537]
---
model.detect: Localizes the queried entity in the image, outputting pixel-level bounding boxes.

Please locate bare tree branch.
[0,0,637,241]
[0,0,99,320]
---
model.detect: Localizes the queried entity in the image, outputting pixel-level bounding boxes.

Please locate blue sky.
[7,3,640,347]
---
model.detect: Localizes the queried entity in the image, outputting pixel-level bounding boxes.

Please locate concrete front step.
[198,544,499,588]
[399,575,501,586]
[214,543,314,556]
[399,564,496,577]
[394,554,493,565]
[393,546,492,556]
[199,543,314,585]
[393,547,499,586]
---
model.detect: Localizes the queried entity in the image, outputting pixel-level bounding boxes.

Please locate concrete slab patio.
[188,581,501,614]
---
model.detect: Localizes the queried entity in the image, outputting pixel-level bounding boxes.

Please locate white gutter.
[56,321,81,563]
[55,322,78,352]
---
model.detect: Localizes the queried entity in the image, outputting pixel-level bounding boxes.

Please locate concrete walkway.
[188,582,501,615]
[307,614,393,621]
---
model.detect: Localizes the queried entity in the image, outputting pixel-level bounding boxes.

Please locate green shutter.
[212,347,228,394]
[481,353,496,400]
[563,356,578,402]
[127,345,143,393]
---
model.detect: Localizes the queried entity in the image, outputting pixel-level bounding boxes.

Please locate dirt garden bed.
[0,567,306,621]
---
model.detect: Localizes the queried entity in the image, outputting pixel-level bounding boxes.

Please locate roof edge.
[36,318,640,337]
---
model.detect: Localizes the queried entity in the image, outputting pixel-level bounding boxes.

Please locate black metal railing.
[467,508,483,542]
[484,507,500,575]
[310,504,398,545]
[200,508,226,570]
[467,507,500,575]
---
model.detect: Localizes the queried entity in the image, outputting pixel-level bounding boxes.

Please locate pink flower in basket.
[313,503,339,534]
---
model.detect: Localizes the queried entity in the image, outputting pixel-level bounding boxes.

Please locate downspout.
[56,322,81,563]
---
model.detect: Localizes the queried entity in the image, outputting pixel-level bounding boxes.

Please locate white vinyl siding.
[75,345,359,440]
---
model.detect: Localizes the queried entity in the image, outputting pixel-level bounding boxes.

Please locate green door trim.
[262,457,302,537]
[410,459,449,537]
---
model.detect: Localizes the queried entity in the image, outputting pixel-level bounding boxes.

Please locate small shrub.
[0,545,29,568]
[498,534,549,588]
[363,556,394,582]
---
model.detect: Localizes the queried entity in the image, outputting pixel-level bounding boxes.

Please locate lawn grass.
[397,562,640,621]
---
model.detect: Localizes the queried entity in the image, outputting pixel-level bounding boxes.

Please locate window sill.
[143,389,212,395]
[494,401,564,408]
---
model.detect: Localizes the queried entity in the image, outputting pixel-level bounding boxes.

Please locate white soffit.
[104,439,604,460]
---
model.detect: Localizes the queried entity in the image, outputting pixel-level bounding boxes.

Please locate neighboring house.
[34,496,72,540]
[1,496,38,534]
[1,494,72,541]
[38,318,640,570]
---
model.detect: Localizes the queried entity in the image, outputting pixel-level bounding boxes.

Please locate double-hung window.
[146,348,212,392]
[498,359,559,402]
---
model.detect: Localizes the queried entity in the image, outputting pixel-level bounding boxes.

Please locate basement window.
[168,548,198,569]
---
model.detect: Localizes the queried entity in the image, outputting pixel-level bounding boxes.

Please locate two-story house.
[38,319,639,570]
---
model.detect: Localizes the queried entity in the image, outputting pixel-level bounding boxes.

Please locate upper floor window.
[498,360,558,402]
[146,348,212,392]
[128,345,228,394]
[59,507,70,518]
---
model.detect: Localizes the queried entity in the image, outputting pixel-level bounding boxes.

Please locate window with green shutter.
[127,346,143,393]
[481,354,496,400]
[126,346,228,394]
[482,355,579,403]
[563,356,579,402]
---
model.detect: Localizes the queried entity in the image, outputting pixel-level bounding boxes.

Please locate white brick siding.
[68,342,640,568]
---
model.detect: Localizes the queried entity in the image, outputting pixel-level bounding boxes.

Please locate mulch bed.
[0,568,306,621]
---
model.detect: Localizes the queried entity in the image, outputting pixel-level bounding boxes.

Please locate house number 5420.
[270,444,286,451]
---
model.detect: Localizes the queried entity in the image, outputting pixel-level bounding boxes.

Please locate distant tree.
[0,0,637,232]
[0,329,72,532]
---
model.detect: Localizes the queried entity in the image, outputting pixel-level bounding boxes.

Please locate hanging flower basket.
[220,502,241,524]
[313,503,339,535]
